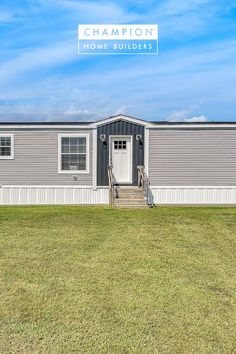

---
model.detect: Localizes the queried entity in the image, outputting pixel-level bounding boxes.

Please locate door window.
[114,140,127,150]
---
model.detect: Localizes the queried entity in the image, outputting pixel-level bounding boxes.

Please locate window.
[58,134,89,173]
[114,140,127,150]
[0,135,14,159]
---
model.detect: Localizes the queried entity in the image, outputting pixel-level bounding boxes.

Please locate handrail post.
[137,165,152,207]
[107,165,115,207]
[137,165,143,188]
[109,186,112,205]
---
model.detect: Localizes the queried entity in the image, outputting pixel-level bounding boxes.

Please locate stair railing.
[107,165,116,206]
[137,165,152,207]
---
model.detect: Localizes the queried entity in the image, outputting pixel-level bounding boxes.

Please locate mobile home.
[0,114,236,206]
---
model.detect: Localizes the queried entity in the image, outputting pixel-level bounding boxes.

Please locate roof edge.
[0,114,236,128]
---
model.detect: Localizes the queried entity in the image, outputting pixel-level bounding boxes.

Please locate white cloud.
[183,115,208,122]
[63,109,96,121]
[0,40,77,85]
[167,107,197,121]
[114,106,131,115]
[42,0,136,22]
[0,37,235,121]
[150,0,222,40]
[157,0,215,16]
[167,108,208,122]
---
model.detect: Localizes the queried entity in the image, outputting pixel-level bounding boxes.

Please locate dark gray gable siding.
[97,120,144,186]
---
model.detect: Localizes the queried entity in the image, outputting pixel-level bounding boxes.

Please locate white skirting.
[150,186,236,205]
[0,186,109,205]
[1,185,236,206]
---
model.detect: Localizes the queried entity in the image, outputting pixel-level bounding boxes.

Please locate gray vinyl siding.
[149,128,236,186]
[0,129,93,185]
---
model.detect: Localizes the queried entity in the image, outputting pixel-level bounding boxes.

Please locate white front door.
[111,137,132,183]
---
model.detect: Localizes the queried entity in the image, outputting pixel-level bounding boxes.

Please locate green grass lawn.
[0,206,236,353]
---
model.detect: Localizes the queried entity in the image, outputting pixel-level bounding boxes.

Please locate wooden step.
[113,186,148,209]
[116,187,142,192]
[117,194,145,200]
[115,204,149,209]
[117,189,144,194]
[115,199,147,205]
[116,188,144,195]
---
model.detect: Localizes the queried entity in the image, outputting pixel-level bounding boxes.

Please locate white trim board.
[147,124,236,129]
[92,128,97,189]
[0,185,94,188]
[0,125,92,130]
[91,114,153,128]
[144,127,149,175]
[151,186,236,188]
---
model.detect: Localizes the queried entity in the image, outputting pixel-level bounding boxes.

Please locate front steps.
[114,186,149,209]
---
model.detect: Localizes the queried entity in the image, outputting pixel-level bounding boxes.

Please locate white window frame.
[58,133,90,174]
[0,134,14,160]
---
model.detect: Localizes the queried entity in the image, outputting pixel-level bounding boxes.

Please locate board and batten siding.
[0,129,93,186]
[97,120,144,186]
[149,128,236,186]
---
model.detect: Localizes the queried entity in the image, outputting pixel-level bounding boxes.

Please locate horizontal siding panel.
[149,128,236,186]
[0,129,93,185]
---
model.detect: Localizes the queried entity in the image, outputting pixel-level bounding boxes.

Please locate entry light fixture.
[100,134,106,142]
[136,134,142,141]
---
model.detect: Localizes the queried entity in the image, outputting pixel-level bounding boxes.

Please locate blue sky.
[0,0,236,122]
